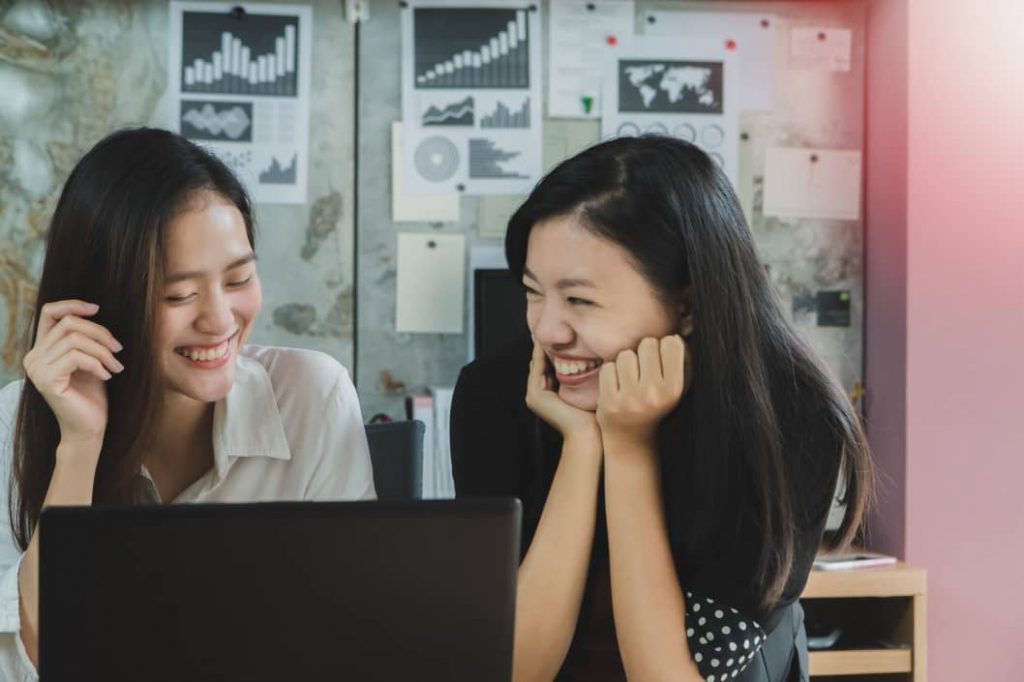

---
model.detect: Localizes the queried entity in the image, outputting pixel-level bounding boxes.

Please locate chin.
[165,367,236,404]
[558,385,599,413]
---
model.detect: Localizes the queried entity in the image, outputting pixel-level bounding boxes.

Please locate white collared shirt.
[0,345,375,680]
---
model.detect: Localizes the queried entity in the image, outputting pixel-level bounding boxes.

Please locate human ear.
[677,286,695,337]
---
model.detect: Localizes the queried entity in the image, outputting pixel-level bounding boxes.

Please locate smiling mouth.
[550,357,603,376]
[174,332,236,362]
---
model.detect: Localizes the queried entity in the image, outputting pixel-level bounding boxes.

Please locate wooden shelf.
[803,564,926,599]
[809,648,913,676]
[801,558,926,680]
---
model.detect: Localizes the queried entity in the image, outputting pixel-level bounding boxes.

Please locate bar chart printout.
[401,2,543,196]
[414,8,530,89]
[182,11,299,97]
[169,2,312,204]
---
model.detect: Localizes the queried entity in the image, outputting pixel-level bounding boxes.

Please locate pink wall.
[864,0,909,559]
[905,0,1024,679]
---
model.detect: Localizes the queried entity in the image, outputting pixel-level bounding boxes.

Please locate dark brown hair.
[10,128,255,550]
[506,136,874,611]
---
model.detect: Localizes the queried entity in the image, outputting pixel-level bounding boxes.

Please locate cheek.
[157,308,189,348]
[525,302,539,333]
[576,318,627,360]
[237,279,263,320]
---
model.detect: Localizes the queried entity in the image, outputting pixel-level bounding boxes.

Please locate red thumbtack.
[726,39,737,50]
[607,35,618,46]
[818,31,827,41]
[761,19,770,28]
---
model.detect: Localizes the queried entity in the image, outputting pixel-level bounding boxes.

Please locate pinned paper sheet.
[395,233,466,333]
[763,148,862,221]
[548,0,635,119]
[603,37,741,187]
[392,122,460,223]
[401,2,544,195]
[790,27,852,72]
[644,9,777,111]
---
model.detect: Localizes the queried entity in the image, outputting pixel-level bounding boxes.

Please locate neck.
[145,391,216,498]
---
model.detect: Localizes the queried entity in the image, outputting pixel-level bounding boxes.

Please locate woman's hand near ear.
[22,300,123,451]
[17,299,124,669]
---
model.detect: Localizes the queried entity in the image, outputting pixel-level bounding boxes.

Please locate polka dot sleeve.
[684,591,766,682]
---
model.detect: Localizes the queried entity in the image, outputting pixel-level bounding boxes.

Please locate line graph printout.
[169,2,312,204]
[401,1,542,196]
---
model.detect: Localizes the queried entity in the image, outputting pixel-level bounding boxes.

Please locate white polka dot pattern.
[684,591,766,680]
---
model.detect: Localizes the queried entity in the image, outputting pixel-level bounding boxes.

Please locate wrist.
[563,422,602,450]
[55,439,103,471]
[600,428,657,459]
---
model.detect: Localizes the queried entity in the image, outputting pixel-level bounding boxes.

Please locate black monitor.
[473,268,529,360]
[40,499,521,682]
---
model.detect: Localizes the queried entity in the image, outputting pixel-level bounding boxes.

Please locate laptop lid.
[40,498,520,682]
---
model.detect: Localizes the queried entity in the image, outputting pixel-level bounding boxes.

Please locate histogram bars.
[481,98,530,128]
[416,10,529,89]
[184,24,297,96]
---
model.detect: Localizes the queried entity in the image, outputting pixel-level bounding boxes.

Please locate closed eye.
[165,293,196,304]
[567,296,593,306]
[227,274,254,287]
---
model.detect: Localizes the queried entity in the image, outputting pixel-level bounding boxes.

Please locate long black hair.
[10,127,255,550]
[506,136,872,609]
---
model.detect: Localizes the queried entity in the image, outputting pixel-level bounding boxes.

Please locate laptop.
[39,498,520,682]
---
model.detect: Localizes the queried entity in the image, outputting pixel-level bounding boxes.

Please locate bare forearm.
[514,435,602,682]
[604,443,701,682]
[18,441,100,666]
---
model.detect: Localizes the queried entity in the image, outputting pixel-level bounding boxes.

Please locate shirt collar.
[211,351,292,480]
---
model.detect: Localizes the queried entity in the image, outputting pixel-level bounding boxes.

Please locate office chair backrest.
[364,420,425,500]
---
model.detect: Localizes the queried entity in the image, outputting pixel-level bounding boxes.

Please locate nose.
[529,298,574,348]
[195,287,235,338]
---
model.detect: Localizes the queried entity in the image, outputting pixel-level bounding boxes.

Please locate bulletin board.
[356,0,867,419]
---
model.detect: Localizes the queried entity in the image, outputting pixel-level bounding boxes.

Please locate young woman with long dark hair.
[0,128,375,679]
[451,136,872,682]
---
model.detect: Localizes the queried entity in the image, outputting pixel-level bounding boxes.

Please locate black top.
[451,336,842,681]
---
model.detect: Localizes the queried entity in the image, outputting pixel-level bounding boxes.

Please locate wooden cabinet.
[800,564,926,681]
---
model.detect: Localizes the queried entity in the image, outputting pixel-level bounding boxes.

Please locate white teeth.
[178,340,230,362]
[552,359,601,376]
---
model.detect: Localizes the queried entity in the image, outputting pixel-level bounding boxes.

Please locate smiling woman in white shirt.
[0,127,375,680]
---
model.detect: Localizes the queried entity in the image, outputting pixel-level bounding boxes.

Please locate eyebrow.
[164,253,257,285]
[522,266,596,290]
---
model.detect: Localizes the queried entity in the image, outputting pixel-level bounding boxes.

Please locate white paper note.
[168,2,312,204]
[644,9,777,112]
[392,122,460,222]
[763,148,862,221]
[603,37,741,188]
[548,0,635,119]
[395,232,466,333]
[401,1,544,196]
[790,27,852,72]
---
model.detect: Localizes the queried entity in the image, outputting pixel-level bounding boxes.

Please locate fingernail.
[114,341,124,352]
[114,359,125,372]
[86,303,100,311]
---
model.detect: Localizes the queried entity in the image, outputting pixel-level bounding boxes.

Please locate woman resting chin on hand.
[451,136,873,682]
